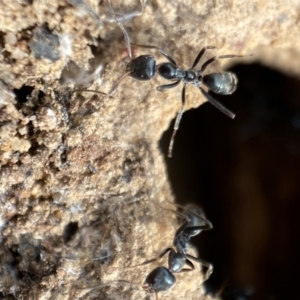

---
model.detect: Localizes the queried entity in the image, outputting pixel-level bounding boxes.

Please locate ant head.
[143,266,176,293]
[127,55,156,80]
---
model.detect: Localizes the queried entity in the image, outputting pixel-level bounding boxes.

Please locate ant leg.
[157,80,180,91]
[107,71,132,95]
[186,254,214,281]
[131,43,177,65]
[199,87,236,119]
[181,258,195,272]
[74,71,131,96]
[200,54,244,73]
[132,247,174,267]
[73,89,108,96]
[191,46,217,69]
[168,84,187,158]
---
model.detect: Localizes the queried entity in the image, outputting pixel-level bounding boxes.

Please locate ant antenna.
[152,200,192,223]
[107,0,132,60]
[106,0,147,24]
[76,279,143,295]
[73,0,137,96]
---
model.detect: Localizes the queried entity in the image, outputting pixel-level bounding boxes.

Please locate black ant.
[133,203,213,299]
[78,204,212,299]
[78,266,175,300]
[79,0,244,157]
[125,43,242,157]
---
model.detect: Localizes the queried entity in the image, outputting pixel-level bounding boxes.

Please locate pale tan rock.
[0,0,299,299]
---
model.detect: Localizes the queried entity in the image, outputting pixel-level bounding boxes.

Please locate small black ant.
[133,203,213,299]
[77,204,212,299]
[76,0,244,156]
[79,266,175,300]
[125,43,242,157]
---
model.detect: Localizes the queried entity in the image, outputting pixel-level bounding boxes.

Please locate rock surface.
[0,0,299,299]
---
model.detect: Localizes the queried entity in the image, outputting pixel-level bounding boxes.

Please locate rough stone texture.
[0,0,299,299]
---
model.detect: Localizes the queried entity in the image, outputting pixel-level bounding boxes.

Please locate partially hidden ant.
[134,203,214,299]
[79,0,244,157]
[77,204,212,299]
[79,267,175,300]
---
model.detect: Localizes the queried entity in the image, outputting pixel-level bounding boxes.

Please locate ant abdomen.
[127,55,156,80]
[202,72,238,95]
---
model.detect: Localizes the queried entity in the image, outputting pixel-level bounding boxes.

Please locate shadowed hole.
[159,62,300,299]
[13,85,34,103]
[63,221,79,243]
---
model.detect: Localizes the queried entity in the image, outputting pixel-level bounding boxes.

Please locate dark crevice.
[63,222,79,243]
[13,85,34,104]
[159,63,300,300]
[0,31,5,48]
[27,142,44,156]
[19,25,36,41]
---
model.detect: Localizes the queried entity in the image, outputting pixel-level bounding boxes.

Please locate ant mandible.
[83,0,243,157]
